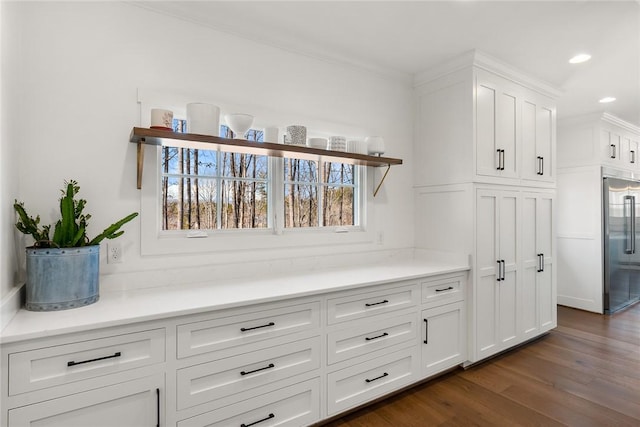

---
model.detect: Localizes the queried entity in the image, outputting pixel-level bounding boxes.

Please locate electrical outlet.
[107,242,124,264]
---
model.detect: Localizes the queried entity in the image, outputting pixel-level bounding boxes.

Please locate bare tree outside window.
[160,119,360,232]
[161,122,267,230]
[284,159,356,228]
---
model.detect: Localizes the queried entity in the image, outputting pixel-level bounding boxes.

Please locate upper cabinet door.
[521,93,555,183]
[476,71,519,180]
[601,129,622,166]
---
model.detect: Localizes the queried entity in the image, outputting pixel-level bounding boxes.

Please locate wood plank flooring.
[321,304,640,426]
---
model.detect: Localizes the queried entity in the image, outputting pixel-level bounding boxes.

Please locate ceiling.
[133,1,640,126]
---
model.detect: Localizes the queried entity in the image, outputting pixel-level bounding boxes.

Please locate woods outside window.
[159,120,362,233]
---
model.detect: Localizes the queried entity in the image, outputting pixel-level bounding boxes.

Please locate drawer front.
[327,284,419,325]
[177,337,320,410]
[9,329,165,396]
[327,312,417,365]
[327,347,418,416]
[421,275,465,308]
[177,378,320,427]
[8,373,164,427]
[177,301,320,359]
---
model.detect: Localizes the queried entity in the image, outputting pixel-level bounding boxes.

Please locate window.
[284,159,356,228]
[161,121,268,230]
[158,120,363,235]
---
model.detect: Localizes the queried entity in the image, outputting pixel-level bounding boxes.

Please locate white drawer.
[177,336,320,410]
[9,328,165,396]
[177,378,320,427]
[327,347,418,416]
[327,312,417,365]
[177,301,320,359]
[327,283,419,325]
[421,274,465,308]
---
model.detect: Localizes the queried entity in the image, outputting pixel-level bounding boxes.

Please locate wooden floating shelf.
[130,127,403,195]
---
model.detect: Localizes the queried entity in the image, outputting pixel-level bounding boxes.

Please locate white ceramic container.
[365,136,385,156]
[187,103,220,136]
[328,136,347,151]
[225,113,254,139]
[150,108,173,130]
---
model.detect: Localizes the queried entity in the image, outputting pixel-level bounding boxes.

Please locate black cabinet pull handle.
[156,388,160,427]
[501,150,505,170]
[241,413,274,427]
[365,372,389,383]
[632,150,636,164]
[611,144,617,159]
[240,363,275,376]
[424,318,429,344]
[240,322,275,332]
[435,286,453,292]
[365,332,389,341]
[67,351,121,367]
[537,156,544,175]
[538,253,545,272]
[537,253,542,272]
[496,260,502,281]
[365,299,389,307]
[496,149,502,170]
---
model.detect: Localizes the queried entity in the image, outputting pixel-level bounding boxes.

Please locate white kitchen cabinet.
[414,51,558,365]
[177,378,320,427]
[603,129,623,167]
[558,113,640,173]
[326,281,419,325]
[176,301,320,359]
[7,370,163,427]
[327,312,417,365]
[421,301,465,377]
[9,328,165,396]
[476,69,519,179]
[327,347,418,416]
[2,269,471,426]
[521,94,555,183]
[521,192,557,340]
[176,336,320,410]
[414,50,559,188]
[475,189,519,360]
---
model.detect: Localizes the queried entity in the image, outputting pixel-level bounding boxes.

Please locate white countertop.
[0,260,468,344]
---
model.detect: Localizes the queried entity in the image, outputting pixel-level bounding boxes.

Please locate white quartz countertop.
[1,260,468,344]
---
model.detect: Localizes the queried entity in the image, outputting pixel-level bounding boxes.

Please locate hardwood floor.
[321,304,640,426]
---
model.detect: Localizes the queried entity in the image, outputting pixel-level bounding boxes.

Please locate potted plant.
[14,180,138,311]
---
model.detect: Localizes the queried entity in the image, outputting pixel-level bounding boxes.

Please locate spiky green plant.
[14,180,138,248]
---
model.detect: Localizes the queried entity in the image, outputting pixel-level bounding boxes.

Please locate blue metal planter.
[25,245,100,311]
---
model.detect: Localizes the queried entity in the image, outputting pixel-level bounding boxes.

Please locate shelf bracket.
[136,140,145,190]
[373,164,391,197]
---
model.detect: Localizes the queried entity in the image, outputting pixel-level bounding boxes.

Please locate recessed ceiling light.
[599,97,616,103]
[569,54,591,64]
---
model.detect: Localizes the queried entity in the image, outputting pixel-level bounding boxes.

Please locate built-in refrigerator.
[603,176,640,313]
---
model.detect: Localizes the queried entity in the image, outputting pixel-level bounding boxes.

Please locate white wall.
[1,2,21,303]
[2,2,415,296]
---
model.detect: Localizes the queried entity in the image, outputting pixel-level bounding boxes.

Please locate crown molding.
[601,112,640,135]
[414,49,563,100]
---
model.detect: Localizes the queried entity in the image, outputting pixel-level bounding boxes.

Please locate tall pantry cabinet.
[413,51,560,364]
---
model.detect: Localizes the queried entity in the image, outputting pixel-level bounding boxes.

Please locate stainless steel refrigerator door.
[629,182,640,306]
[603,177,632,314]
